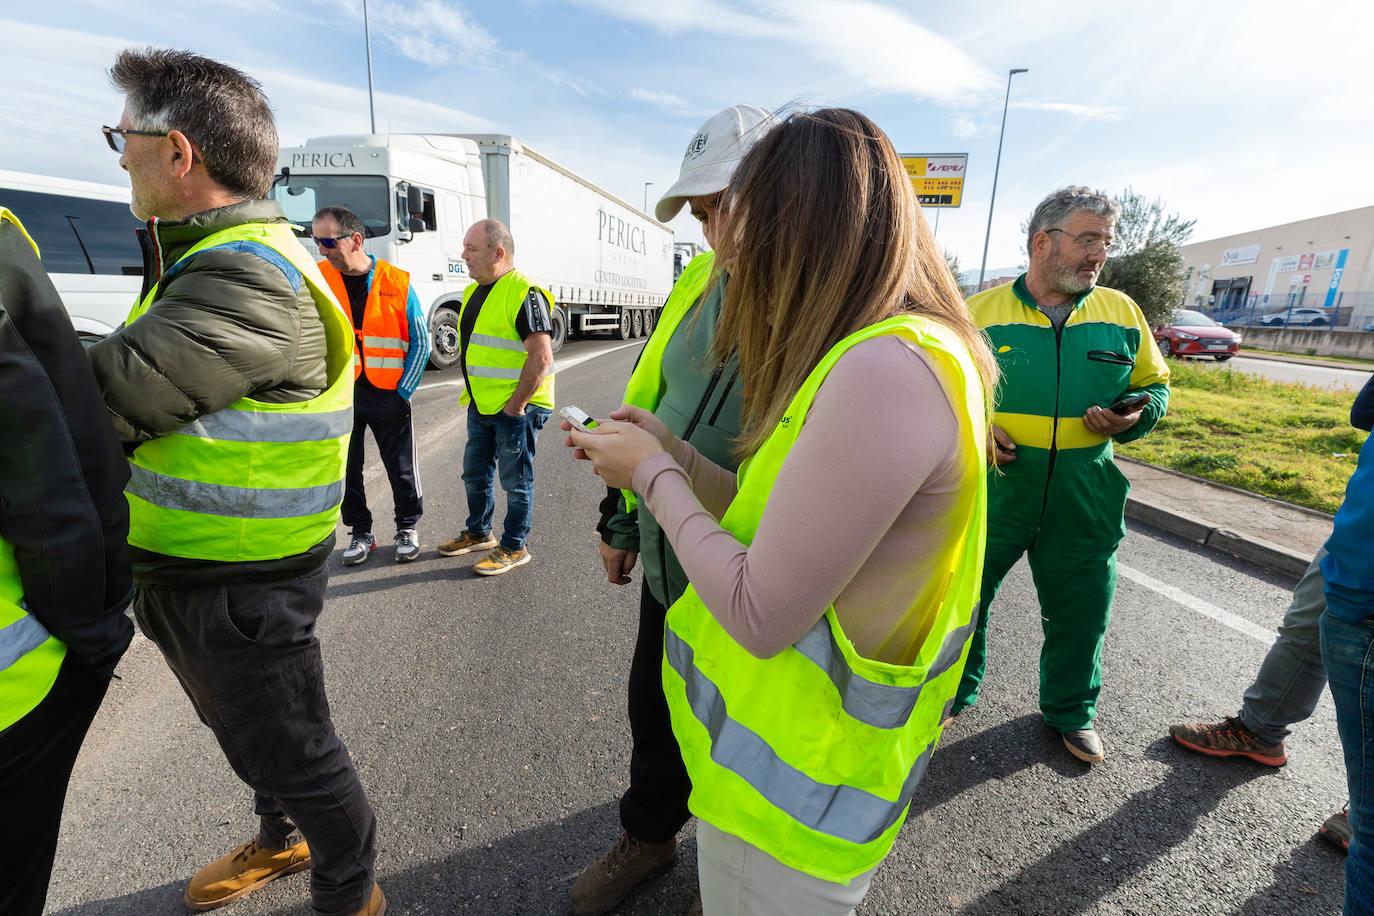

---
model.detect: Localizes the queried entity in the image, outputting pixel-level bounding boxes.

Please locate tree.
[1097,188,1195,327]
[943,249,973,297]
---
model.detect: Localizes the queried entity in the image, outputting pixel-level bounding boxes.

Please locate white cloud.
[951,117,979,138]
[330,0,503,68]
[1013,101,1126,122]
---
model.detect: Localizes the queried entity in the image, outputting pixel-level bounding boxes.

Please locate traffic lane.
[1192,354,1370,391]
[871,521,1342,916]
[47,345,1345,915]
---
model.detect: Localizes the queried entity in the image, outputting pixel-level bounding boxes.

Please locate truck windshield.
[271,174,390,238]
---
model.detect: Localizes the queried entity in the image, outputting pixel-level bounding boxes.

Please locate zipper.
[1039,318,1064,524]
[682,356,729,441]
[708,366,739,428]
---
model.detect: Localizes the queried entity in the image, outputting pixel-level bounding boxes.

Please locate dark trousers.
[342,386,423,537]
[0,655,112,916]
[619,579,692,844]
[133,566,377,916]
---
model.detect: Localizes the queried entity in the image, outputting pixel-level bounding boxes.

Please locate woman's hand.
[567,420,667,490]
[607,405,674,450]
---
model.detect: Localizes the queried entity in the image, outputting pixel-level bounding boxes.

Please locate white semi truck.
[273,134,674,366]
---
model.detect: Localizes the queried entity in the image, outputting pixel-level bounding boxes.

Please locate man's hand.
[502,401,526,417]
[988,424,1017,465]
[599,542,638,585]
[1082,404,1142,436]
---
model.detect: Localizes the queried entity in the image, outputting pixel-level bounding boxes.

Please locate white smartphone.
[560,405,599,433]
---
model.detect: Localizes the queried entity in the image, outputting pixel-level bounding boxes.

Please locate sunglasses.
[313,234,354,249]
[102,125,202,162]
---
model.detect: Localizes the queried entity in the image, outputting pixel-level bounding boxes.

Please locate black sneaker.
[342,533,376,566]
[1062,728,1105,764]
[395,529,420,563]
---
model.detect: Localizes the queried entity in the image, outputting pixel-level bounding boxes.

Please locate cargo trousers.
[134,565,377,916]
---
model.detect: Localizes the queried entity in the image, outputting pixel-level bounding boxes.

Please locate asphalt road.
[45,337,1348,915]
[1185,353,1369,391]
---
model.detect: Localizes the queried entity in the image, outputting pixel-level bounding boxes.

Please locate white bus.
[0,170,143,341]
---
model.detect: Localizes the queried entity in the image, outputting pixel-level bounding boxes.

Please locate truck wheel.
[632,309,644,338]
[550,307,568,354]
[429,306,462,370]
[616,308,632,340]
[644,310,656,336]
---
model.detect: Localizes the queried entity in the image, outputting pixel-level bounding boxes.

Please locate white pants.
[696,820,878,915]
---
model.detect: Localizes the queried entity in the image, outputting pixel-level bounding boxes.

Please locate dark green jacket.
[87,199,332,584]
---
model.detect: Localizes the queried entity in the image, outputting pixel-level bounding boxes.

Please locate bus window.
[1,189,142,276]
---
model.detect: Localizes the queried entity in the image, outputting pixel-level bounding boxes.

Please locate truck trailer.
[274,134,674,366]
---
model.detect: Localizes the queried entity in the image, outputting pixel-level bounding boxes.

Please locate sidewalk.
[1119,456,1331,578]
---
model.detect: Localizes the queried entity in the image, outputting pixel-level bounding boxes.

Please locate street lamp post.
[363,0,377,133]
[643,181,654,214]
[978,67,1028,292]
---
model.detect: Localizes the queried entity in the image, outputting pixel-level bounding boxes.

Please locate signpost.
[900,154,968,207]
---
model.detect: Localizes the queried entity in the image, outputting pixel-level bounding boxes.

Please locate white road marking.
[1118,562,1275,644]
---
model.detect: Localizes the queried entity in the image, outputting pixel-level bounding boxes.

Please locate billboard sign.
[1220,244,1260,267]
[900,153,967,207]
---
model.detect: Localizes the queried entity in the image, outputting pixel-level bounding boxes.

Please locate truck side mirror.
[408,216,427,233]
[407,185,425,216]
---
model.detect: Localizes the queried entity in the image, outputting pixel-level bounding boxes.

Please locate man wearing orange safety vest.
[313,206,431,566]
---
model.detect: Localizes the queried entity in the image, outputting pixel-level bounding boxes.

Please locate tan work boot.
[350,882,387,916]
[184,838,310,910]
[570,831,676,915]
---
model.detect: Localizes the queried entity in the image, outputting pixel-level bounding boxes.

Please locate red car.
[1154,309,1240,361]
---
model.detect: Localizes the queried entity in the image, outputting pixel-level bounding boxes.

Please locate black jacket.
[0,215,133,673]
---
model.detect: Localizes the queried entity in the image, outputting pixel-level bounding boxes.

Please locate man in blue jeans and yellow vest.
[438,218,554,576]
[951,186,1170,765]
[88,49,383,915]
[312,205,430,567]
[0,208,134,916]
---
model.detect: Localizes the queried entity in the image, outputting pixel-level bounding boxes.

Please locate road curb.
[1124,495,1315,578]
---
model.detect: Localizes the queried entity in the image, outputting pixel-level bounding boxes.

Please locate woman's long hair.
[711,108,997,457]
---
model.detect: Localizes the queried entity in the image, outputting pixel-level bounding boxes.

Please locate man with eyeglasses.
[311,205,430,567]
[86,48,383,916]
[949,186,1171,765]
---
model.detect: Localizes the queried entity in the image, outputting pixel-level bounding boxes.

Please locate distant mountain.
[960,266,1022,287]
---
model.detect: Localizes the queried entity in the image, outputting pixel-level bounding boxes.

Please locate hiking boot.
[1062,728,1105,764]
[1320,806,1352,853]
[1169,716,1288,766]
[474,546,531,576]
[343,533,377,566]
[436,530,498,557]
[184,838,311,911]
[570,832,677,915]
[350,882,387,916]
[394,529,420,563]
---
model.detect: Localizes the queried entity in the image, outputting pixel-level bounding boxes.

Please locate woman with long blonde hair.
[568,108,997,913]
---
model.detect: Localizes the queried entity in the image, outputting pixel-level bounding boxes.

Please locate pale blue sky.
[3,0,1370,272]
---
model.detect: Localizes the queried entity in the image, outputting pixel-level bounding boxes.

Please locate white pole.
[978,68,1027,291]
[363,0,377,134]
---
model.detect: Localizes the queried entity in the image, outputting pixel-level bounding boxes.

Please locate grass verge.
[1115,360,1359,514]
[1241,347,1374,369]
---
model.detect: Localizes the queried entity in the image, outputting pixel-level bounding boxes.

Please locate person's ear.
[165,129,199,178]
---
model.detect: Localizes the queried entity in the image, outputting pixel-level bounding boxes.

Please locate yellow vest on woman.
[662,314,988,882]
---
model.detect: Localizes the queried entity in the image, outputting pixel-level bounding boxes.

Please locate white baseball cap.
[655,105,780,223]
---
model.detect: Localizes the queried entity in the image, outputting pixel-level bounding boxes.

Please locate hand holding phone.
[560,405,600,433]
[1110,393,1150,415]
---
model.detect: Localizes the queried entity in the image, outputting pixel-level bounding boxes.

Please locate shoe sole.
[474,553,532,576]
[395,551,419,563]
[570,857,676,916]
[1170,734,1287,766]
[184,859,311,911]
[1063,736,1105,764]
[436,539,498,557]
[342,551,373,567]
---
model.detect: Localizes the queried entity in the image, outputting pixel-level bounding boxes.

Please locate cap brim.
[655,159,739,223]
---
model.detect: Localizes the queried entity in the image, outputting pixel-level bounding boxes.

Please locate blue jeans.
[1238,548,1329,744]
[462,403,550,551]
[1321,610,1374,916]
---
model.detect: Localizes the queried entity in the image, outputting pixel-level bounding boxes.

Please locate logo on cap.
[684,132,709,162]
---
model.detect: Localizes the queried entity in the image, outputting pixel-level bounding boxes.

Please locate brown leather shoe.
[184,838,311,911]
[570,831,676,915]
[350,883,387,916]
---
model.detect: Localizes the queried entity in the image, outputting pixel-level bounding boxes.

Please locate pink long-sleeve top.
[631,334,973,666]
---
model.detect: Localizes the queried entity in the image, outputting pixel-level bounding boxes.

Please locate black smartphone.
[1110,393,1150,415]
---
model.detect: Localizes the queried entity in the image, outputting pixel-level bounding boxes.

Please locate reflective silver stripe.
[0,613,51,670]
[469,332,526,352]
[127,465,343,519]
[366,357,405,369]
[665,628,933,845]
[363,335,409,350]
[177,408,353,444]
[467,365,523,380]
[791,608,976,729]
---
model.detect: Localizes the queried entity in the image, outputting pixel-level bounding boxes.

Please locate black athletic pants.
[342,385,423,538]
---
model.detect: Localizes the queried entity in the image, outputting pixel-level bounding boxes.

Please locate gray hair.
[1026,186,1121,255]
[475,218,515,258]
[109,47,278,200]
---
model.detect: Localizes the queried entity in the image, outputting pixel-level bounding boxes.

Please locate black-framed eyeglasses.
[1046,227,1117,256]
[102,125,167,153]
[313,235,353,249]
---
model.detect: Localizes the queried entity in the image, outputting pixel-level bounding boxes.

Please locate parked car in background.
[1154,309,1241,361]
[1258,307,1328,327]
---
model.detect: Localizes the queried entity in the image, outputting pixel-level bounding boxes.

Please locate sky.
[3,0,1371,275]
